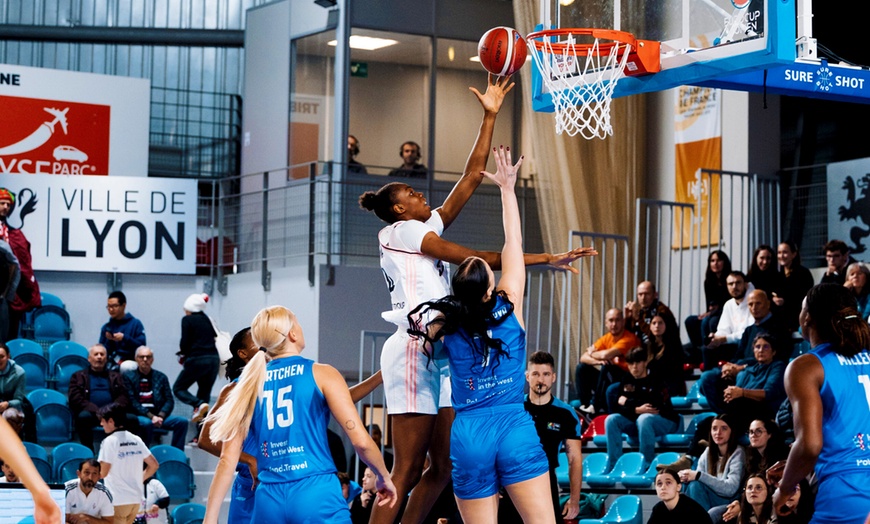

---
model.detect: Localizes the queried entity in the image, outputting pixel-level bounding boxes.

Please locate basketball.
[477,26,527,77]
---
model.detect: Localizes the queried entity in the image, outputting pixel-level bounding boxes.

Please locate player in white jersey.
[359,75,594,524]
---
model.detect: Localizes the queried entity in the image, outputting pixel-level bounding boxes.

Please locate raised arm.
[316,364,397,508]
[437,74,514,228]
[349,370,383,404]
[773,355,824,514]
[482,146,525,322]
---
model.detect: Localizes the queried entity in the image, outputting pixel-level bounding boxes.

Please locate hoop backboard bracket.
[531,0,797,111]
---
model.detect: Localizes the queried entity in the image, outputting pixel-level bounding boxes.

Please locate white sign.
[827,157,870,262]
[0,63,150,177]
[2,174,197,274]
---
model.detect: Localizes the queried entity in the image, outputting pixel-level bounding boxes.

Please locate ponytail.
[207,350,267,443]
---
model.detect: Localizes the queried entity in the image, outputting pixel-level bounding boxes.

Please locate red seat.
[581,414,608,443]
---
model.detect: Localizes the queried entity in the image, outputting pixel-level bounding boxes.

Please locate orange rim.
[526,28,637,56]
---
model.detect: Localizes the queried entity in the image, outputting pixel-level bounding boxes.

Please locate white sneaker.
[192,403,209,424]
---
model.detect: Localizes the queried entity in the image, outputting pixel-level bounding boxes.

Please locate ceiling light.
[559,0,576,5]
[469,56,481,62]
[448,46,455,62]
[328,35,399,51]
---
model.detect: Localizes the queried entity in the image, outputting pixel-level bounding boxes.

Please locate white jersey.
[65,479,114,519]
[98,430,152,506]
[378,211,450,327]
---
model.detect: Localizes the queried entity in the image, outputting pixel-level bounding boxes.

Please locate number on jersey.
[264,385,294,429]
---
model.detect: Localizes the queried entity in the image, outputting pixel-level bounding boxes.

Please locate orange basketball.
[477,26,528,77]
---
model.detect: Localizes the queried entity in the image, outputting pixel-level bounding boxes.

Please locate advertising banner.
[0,64,149,176]
[2,174,197,274]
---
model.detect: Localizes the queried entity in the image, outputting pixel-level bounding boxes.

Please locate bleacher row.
[5,292,207,523]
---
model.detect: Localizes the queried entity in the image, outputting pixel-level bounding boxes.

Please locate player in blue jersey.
[773,283,870,523]
[408,146,568,523]
[202,308,397,524]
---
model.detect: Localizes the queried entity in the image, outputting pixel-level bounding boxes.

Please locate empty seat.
[171,503,206,524]
[30,305,72,347]
[27,388,73,445]
[7,338,45,359]
[661,412,716,446]
[582,453,608,484]
[14,352,49,391]
[150,444,189,465]
[22,442,52,484]
[585,452,645,488]
[620,451,682,488]
[51,354,89,393]
[579,494,642,524]
[39,293,65,309]
[51,442,94,483]
[671,380,701,408]
[48,341,89,370]
[155,460,196,501]
[581,414,607,445]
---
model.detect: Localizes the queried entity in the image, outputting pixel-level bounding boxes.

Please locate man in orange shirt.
[574,308,642,414]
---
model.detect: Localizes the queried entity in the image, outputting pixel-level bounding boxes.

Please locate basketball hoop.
[527,28,660,139]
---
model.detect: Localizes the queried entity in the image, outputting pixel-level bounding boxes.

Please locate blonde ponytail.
[207,350,267,443]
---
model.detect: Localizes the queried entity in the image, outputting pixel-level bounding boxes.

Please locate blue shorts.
[812,473,870,524]
[253,473,350,523]
[450,405,549,499]
[229,468,255,524]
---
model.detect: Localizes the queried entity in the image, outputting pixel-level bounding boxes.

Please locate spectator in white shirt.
[65,458,114,524]
[703,271,755,370]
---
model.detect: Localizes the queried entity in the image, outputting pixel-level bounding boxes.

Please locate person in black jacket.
[648,469,713,524]
[172,293,219,426]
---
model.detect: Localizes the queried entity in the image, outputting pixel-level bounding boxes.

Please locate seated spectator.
[624,281,680,346]
[819,239,855,286]
[685,250,732,356]
[646,314,687,396]
[0,457,18,482]
[347,135,368,175]
[97,405,159,524]
[123,346,189,450]
[388,141,428,178]
[728,474,776,524]
[774,241,814,333]
[337,471,353,505]
[745,419,788,477]
[703,271,756,372]
[99,291,146,370]
[69,344,135,451]
[747,245,784,299]
[844,262,870,319]
[648,469,713,524]
[604,348,680,471]
[0,341,26,419]
[700,332,786,434]
[137,473,170,524]
[574,308,641,413]
[65,458,113,524]
[677,414,745,513]
[350,467,377,524]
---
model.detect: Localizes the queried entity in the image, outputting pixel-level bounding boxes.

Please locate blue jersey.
[444,295,525,413]
[811,343,870,481]
[246,355,336,484]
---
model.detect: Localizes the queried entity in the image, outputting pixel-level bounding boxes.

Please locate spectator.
[746,245,784,299]
[97,405,159,524]
[501,351,583,523]
[647,469,713,524]
[350,467,377,524]
[69,344,134,451]
[0,341,26,418]
[731,474,777,524]
[65,458,114,524]
[646,314,687,396]
[136,474,170,524]
[703,271,755,371]
[819,239,855,285]
[773,241,814,332]
[685,250,732,354]
[0,187,41,342]
[623,281,680,347]
[337,471,352,505]
[574,308,641,413]
[678,414,745,513]
[843,262,870,319]
[123,346,189,450]
[0,239,19,343]
[3,406,25,440]
[388,141,428,179]
[347,135,368,175]
[99,292,146,371]
[172,293,219,427]
[605,347,680,472]
[0,457,18,482]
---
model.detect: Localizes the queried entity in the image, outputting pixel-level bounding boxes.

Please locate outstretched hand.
[376,477,399,508]
[546,247,598,274]
[481,146,522,190]
[470,73,515,115]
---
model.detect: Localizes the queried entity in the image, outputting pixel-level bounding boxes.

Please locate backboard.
[531,0,796,111]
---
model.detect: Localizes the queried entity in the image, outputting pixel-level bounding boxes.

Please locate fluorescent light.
[469,56,481,62]
[559,0,576,5]
[328,35,398,51]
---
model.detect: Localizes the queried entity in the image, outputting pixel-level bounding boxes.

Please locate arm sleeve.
[179,316,192,354]
[128,319,147,348]
[715,302,735,338]
[153,480,170,509]
[100,491,115,516]
[697,447,744,498]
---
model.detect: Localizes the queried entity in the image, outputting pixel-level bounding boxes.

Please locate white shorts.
[381,330,452,415]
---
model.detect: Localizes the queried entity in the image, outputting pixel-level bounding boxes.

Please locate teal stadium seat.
[579,495,642,524]
[171,503,206,524]
[585,452,644,488]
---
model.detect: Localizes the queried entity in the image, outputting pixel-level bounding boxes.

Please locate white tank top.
[378,211,450,327]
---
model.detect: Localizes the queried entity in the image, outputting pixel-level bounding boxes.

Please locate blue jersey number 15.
[264,385,294,430]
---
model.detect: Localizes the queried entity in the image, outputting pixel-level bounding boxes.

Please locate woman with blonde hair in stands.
[203,307,396,524]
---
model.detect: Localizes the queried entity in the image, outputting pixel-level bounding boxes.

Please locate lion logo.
[838,174,870,254]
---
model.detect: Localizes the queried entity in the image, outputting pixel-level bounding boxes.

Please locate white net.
[527,31,633,140]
